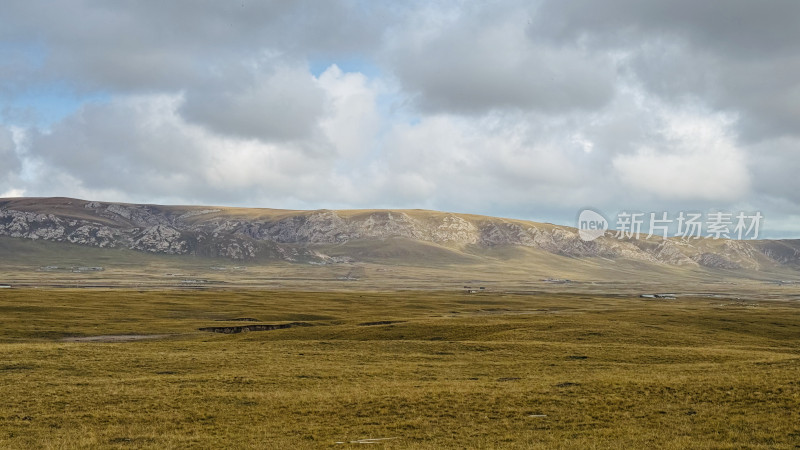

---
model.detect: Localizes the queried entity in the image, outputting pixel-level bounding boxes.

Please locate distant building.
[0,284,11,289]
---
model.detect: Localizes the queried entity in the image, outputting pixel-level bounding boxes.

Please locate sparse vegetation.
[0,289,798,448]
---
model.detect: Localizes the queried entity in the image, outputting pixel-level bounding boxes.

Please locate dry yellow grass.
[0,289,798,448]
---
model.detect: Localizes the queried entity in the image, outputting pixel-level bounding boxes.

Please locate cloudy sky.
[1,1,799,236]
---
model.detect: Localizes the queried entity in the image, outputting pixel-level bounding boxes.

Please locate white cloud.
[0,188,25,198]
[612,105,750,202]
[180,64,326,142]
[317,65,381,158]
[16,65,756,220]
[0,125,23,196]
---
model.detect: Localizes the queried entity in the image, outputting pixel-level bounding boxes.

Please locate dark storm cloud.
[532,0,800,141]
[532,0,800,57]
[0,0,385,93]
[386,2,616,114]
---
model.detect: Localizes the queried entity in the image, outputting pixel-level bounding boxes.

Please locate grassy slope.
[0,289,798,448]
[3,235,800,295]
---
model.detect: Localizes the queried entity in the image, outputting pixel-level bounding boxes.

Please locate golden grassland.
[0,288,798,448]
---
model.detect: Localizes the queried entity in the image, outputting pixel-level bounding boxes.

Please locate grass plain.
[0,288,798,448]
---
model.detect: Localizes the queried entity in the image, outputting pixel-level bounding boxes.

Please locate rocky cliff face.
[0,197,796,269]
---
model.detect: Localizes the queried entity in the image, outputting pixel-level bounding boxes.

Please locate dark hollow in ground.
[214,318,260,322]
[199,322,312,334]
[358,320,406,326]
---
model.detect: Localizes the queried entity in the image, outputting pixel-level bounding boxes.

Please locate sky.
[1,0,800,237]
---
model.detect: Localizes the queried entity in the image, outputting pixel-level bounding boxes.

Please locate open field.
[0,288,799,448]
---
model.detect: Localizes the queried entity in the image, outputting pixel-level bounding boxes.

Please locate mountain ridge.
[1,197,799,273]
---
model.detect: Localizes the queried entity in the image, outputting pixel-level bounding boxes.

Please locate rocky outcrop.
[132,225,187,254]
[693,252,741,269]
